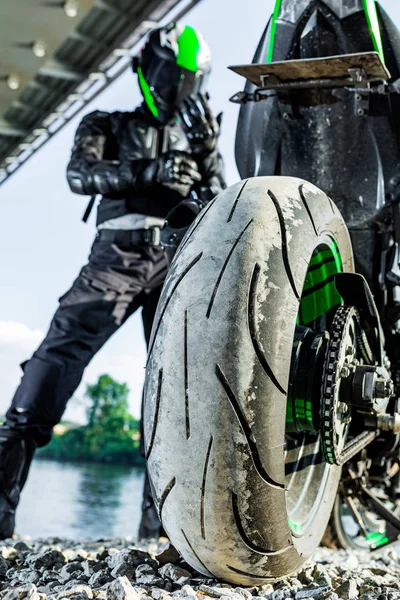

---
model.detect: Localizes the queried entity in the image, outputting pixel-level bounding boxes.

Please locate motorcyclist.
[0,22,226,540]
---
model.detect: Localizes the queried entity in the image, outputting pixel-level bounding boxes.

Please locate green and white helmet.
[133,22,211,124]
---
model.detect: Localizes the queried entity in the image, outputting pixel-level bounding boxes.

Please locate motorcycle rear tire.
[144,176,354,585]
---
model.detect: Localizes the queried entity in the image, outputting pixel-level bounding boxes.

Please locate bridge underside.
[0,0,200,185]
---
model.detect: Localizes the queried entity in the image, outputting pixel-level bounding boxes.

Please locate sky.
[1,0,399,423]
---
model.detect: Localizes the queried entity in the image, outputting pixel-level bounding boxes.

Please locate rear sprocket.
[321,306,360,464]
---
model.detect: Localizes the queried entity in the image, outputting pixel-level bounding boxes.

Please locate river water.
[16,459,145,540]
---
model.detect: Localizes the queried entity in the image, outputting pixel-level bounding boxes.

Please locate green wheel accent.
[177,26,200,72]
[288,517,303,536]
[299,241,343,326]
[286,239,343,539]
[266,0,282,63]
[286,396,314,433]
[287,240,343,432]
[137,66,159,118]
[365,531,389,547]
[362,0,385,63]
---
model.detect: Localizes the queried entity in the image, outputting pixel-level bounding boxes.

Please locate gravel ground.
[0,538,399,600]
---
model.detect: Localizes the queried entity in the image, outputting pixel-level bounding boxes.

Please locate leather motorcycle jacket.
[66,106,226,226]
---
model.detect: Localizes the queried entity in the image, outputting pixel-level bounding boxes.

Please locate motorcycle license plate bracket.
[229,53,390,102]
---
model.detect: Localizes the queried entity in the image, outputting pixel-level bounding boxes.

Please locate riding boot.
[0,429,37,540]
[138,470,164,540]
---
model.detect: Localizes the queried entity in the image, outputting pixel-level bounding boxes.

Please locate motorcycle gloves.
[139,151,202,198]
[66,113,203,198]
[179,93,222,156]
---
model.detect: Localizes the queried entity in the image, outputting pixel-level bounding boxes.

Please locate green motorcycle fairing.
[236,1,400,231]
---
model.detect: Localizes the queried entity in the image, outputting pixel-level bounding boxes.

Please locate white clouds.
[0,315,147,422]
[0,321,44,349]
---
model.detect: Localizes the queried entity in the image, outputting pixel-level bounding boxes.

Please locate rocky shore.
[0,538,399,600]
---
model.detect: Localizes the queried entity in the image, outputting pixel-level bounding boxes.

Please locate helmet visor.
[175,68,210,107]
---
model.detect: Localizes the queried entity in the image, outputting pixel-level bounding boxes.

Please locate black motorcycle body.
[232,0,400,553]
[235,0,400,306]
[144,1,400,582]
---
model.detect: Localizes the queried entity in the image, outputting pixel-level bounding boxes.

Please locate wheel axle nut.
[340,366,351,378]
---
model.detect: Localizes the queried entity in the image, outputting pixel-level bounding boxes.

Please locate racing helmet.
[133,22,211,124]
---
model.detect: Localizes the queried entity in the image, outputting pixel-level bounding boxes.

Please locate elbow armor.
[67,157,134,196]
[66,112,136,196]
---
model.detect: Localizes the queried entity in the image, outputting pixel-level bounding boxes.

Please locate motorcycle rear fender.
[235,1,400,229]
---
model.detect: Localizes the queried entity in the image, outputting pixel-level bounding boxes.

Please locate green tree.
[86,374,136,434]
[83,374,140,458]
[37,374,143,466]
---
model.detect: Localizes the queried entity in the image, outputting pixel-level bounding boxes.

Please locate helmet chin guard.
[133,22,211,125]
